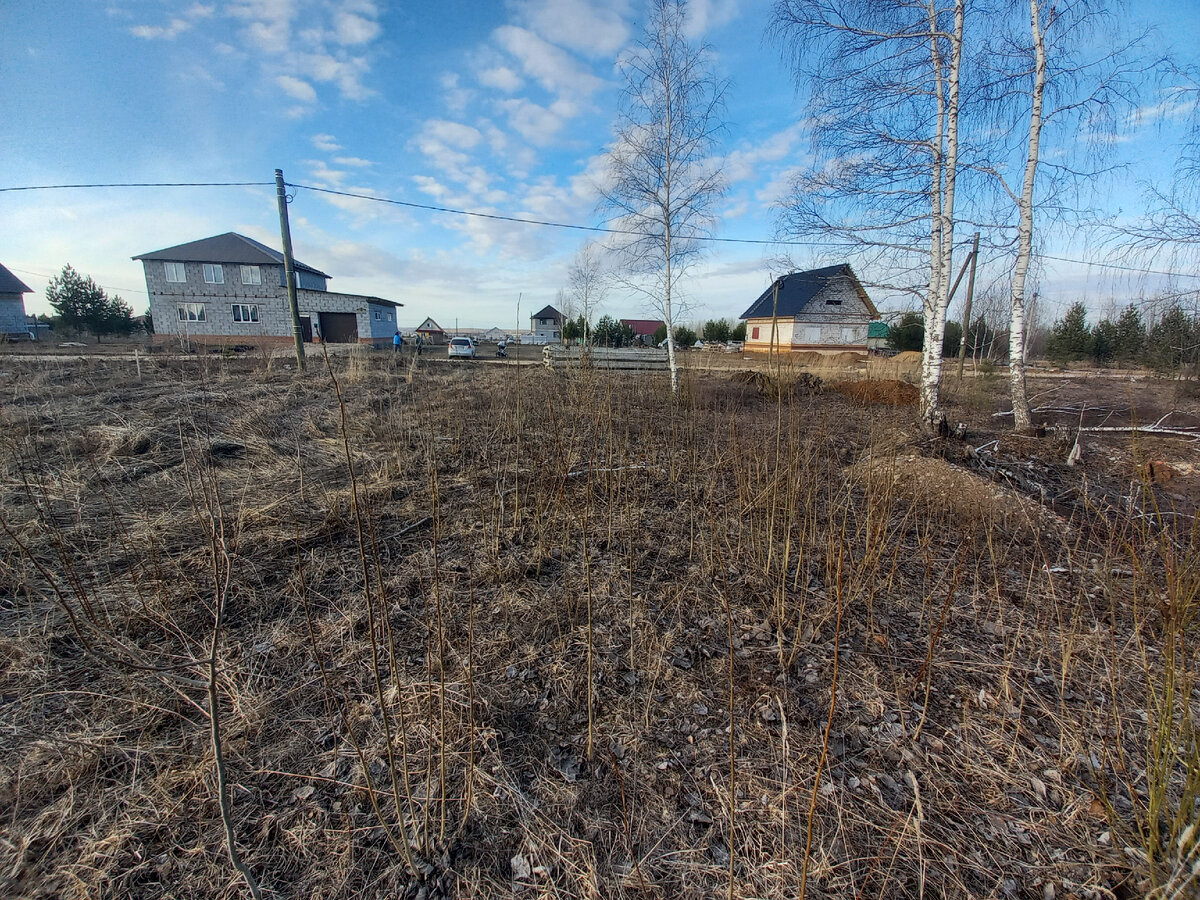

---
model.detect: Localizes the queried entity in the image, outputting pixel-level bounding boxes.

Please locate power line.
[7,265,148,298]
[3,179,1199,281]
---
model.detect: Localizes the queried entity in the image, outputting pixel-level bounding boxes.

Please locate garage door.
[319,312,358,343]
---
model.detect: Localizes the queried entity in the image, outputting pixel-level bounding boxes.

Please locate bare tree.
[978,0,1154,430]
[600,0,727,394]
[771,0,967,425]
[567,242,609,345]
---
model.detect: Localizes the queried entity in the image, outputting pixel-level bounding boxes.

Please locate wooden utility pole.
[275,168,306,372]
[956,231,980,380]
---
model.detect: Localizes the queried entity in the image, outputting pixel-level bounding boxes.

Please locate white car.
[448,336,476,359]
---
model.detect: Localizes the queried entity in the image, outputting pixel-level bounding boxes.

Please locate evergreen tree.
[673,325,697,348]
[46,265,117,341]
[942,321,962,358]
[1147,305,1199,372]
[1045,302,1092,362]
[702,319,732,342]
[731,320,746,341]
[1113,304,1145,365]
[1092,317,1117,364]
[652,322,668,345]
[887,312,924,352]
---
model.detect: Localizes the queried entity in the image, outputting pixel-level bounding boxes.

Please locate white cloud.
[683,0,740,37]
[333,11,380,45]
[493,25,605,99]
[312,133,343,152]
[334,156,374,167]
[478,66,523,93]
[130,18,191,39]
[510,0,631,57]
[499,98,567,145]
[277,74,317,102]
[423,119,484,149]
[725,123,806,183]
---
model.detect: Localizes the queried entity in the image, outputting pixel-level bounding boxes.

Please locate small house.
[740,265,879,355]
[0,263,33,340]
[867,321,890,353]
[529,304,564,344]
[415,317,446,344]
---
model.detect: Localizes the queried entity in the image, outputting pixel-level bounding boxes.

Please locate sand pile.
[829,379,919,406]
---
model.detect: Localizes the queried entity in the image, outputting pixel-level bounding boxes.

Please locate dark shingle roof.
[531,304,563,321]
[0,263,32,295]
[740,264,879,320]
[132,232,330,278]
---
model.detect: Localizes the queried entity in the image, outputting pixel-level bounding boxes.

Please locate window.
[177,303,206,322]
[164,262,186,283]
[240,265,261,285]
[825,298,843,305]
[232,304,259,323]
[841,326,858,343]
[373,310,382,321]
[803,326,822,343]
[751,326,760,340]
[203,264,224,284]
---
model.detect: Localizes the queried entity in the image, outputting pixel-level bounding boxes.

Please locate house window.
[164,262,186,283]
[177,303,206,322]
[841,326,857,343]
[203,264,224,284]
[825,298,843,305]
[373,310,382,321]
[803,326,822,343]
[232,304,259,323]
[240,265,261,285]
[751,326,760,340]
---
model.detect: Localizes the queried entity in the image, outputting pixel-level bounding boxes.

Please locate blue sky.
[2,0,1197,329]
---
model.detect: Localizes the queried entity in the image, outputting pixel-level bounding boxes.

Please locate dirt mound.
[891,350,923,364]
[790,351,825,366]
[827,351,867,366]
[829,378,919,406]
[733,368,822,399]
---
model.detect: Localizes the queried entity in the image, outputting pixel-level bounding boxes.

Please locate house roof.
[531,304,563,321]
[740,264,879,320]
[416,317,444,333]
[133,232,331,278]
[867,321,890,339]
[620,318,665,335]
[0,263,32,294]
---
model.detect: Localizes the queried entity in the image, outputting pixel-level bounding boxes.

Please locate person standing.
[415,333,424,356]
[393,330,403,354]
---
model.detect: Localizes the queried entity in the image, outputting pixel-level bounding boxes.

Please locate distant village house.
[740,265,879,355]
[620,318,666,346]
[529,304,563,344]
[135,232,401,348]
[0,263,34,341]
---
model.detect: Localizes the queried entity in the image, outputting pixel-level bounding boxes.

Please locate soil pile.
[829,378,919,406]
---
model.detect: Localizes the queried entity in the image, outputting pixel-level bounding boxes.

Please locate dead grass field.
[1,352,1198,899]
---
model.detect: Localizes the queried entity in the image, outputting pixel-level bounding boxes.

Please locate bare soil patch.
[830,378,920,406]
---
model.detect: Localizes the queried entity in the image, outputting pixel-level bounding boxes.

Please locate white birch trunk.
[920,0,963,425]
[1008,0,1045,433]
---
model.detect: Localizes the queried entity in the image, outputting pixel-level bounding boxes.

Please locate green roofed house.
[739,264,880,356]
[134,232,402,349]
[867,320,891,353]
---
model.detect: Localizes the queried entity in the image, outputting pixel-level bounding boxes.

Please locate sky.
[2,0,1198,330]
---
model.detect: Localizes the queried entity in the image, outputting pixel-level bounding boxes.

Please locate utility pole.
[275,168,306,372]
[956,231,980,380]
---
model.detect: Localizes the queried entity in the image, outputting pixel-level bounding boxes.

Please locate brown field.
[1,350,1198,899]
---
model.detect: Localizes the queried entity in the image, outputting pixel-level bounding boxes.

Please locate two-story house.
[740,264,880,355]
[135,232,401,348]
[529,304,564,344]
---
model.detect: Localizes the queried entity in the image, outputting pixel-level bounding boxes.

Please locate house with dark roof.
[0,263,34,340]
[529,304,563,344]
[739,265,880,355]
[134,232,402,348]
[620,318,666,346]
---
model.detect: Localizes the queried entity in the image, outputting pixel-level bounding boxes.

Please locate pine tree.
[1046,302,1092,362]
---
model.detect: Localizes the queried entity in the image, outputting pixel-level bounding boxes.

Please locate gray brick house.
[740,264,880,355]
[529,304,563,344]
[134,232,401,348]
[0,263,33,340]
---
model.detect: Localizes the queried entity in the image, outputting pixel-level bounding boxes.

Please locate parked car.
[448,336,476,359]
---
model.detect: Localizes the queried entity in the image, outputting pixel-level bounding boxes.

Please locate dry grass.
[0,353,1196,899]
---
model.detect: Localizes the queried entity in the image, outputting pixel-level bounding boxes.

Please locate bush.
[673,325,697,348]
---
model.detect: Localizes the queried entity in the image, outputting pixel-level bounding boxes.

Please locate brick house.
[134,232,401,348]
[0,263,33,340]
[740,264,880,355]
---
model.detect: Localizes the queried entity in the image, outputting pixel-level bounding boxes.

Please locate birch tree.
[567,242,609,346]
[600,0,727,394]
[771,0,967,425]
[979,0,1152,431]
